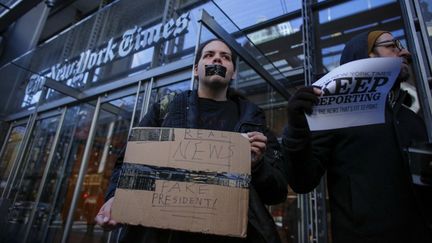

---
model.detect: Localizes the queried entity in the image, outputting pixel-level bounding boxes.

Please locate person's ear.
[231,70,237,80]
[194,64,198,78]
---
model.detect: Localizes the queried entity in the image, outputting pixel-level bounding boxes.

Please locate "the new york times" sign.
[24,12,190,105]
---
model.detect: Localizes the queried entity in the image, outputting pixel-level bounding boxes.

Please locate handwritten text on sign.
[172,129,235,167]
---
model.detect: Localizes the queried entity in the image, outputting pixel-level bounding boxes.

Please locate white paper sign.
[306,57,402,131]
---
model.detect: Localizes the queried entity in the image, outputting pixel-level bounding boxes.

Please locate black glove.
[286,86,320,128]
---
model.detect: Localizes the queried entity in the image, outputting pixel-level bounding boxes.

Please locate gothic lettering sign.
[23,12,190,106]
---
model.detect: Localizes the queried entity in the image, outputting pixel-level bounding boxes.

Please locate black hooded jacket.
[339,31,369,65]
[282,31,432,242]
[106,89,288,243]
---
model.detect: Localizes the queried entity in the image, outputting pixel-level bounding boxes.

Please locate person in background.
[282,30,432,242]
[96,38,288,243]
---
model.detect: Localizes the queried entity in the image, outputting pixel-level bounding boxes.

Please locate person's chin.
[206,78,229,90]
[397,65,410,81]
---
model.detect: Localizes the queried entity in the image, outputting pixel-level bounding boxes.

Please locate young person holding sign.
[96,39,288,243]
[283,31,432,242]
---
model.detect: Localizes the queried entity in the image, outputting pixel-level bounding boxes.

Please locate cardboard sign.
[112,127,251,237]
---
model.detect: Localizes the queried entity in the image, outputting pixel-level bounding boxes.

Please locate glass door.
[2,113,62,243]
[41,103,99,243]
[0,122,28,196]
[0,121,28,241]
[25,106,87,243]
[62,92,139,243]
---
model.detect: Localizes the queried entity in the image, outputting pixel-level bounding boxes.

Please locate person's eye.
[203,53,212,58]
[223,55,231,61]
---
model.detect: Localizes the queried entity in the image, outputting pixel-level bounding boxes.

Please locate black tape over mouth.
[205,64,227,78]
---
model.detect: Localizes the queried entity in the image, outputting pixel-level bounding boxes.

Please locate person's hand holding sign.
[243,132,267,168]
[95,197,117,231]
[286,87,322,129]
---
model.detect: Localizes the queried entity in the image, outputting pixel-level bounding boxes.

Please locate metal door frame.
[22,106,67,242]
[400,0,432,142]
[0,118,29,187]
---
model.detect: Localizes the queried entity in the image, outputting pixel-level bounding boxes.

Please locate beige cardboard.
[112,127,251,237]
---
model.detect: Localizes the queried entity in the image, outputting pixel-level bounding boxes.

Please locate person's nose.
[212,54,222,64]
[398,48,412,64]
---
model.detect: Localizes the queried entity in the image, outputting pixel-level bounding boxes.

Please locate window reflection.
[26,107,81,242]
[147,80,190,113]
[131,47,154,69]
[319,0,397,24]
[213,0,301,29]
[0,125,26,196]
[65,94,136,242]
[228,42,291,241]
[41,104,96,242]
[420,0,432,62]
[4,116,60,243]
[315,0,405,74]
[248,20,301,46]
[245,18,303,79]
[269,197,299,243]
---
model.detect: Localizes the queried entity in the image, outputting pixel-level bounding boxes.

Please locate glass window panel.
[176,0,301,60]
[245,17,303,76]
[132,83,148,128]
[0,124,27,195]
[13,0,167,79]
[233,58,288,136]
[146,80,191,115]
[4,115,60,243]
[315,0,406,74]
[156,80,190,98]
[7,116,60,201]
[0,0,17,16]
[192,22,294,93]
[0,0,20,8]
[3,0,303,118]
[213,0,301,29]
[8,0,171,103]
[24,107,81,242]
[230,47,291,242]
[0,63,44,114]
[269,197,299,243]
[66,93,136,242]
[43,87,67,105]
[419,0,432,64]
[0,6,7,17]
[41,104,96,242]
[318,0,397,24]
[131,47,154,69]
[2,0,206,114]
[418,0,432,104]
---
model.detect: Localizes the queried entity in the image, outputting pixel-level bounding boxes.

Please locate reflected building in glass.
[0,0,431,242]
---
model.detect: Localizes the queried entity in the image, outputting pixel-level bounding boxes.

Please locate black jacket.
[107,90,288,243]
[283,102,431,242]
[283,31,432,242]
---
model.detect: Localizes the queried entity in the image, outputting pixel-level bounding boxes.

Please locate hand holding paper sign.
[306,57,402,131]
[245,132,267,168]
